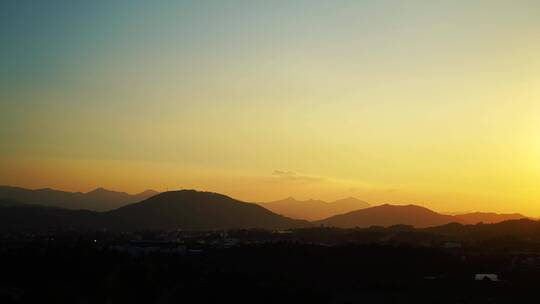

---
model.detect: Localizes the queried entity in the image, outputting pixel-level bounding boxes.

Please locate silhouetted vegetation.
[2,227,540,303]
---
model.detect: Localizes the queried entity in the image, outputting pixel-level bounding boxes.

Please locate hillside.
[316,204,457,228]
[107,190,310,230]
[0,202,103,232]
[453,212,526,224]
[0,186,158,211]
[0,190,309,232]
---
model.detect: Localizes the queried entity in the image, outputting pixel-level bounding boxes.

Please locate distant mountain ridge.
[453,212,526,224]
[259,197,370,220]
[0,186,159,211]
[423,218,540,240]
[0,186,529,230]
[316,204,455,228]
[316,204,528,228]
[0,190,309,232]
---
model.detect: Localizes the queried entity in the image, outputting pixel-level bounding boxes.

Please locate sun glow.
[1,1,540,216]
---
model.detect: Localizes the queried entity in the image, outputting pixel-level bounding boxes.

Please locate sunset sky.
[1,1,540,215]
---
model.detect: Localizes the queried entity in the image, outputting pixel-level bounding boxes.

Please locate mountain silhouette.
[107,190,309,230]
[0,186,158,211]
[423,218,540,240]
[316,204,456,228]
[0,190,309,232]
[0,186,531,231]
[316,204,528,228]
[259,197,370,221]
[0,200,104,232]
[453,212,526,224]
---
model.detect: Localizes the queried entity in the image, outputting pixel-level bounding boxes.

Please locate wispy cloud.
[271,170,324,183]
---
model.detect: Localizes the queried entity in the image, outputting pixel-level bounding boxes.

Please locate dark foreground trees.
[0,239,538,304]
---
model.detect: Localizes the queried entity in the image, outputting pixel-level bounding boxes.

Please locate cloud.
[271,170,324,183]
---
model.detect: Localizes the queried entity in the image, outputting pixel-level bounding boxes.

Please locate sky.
[1,0,540,215]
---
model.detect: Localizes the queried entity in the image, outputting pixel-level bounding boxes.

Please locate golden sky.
[1,1,539,215]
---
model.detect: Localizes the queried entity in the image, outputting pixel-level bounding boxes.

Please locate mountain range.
[0,190,308,232]
[453,212,526,224]
[316,204,527,228]
[316,204,455,228]
[259,197,370,220]
[0,186,159,211]
[0,186,529,232]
